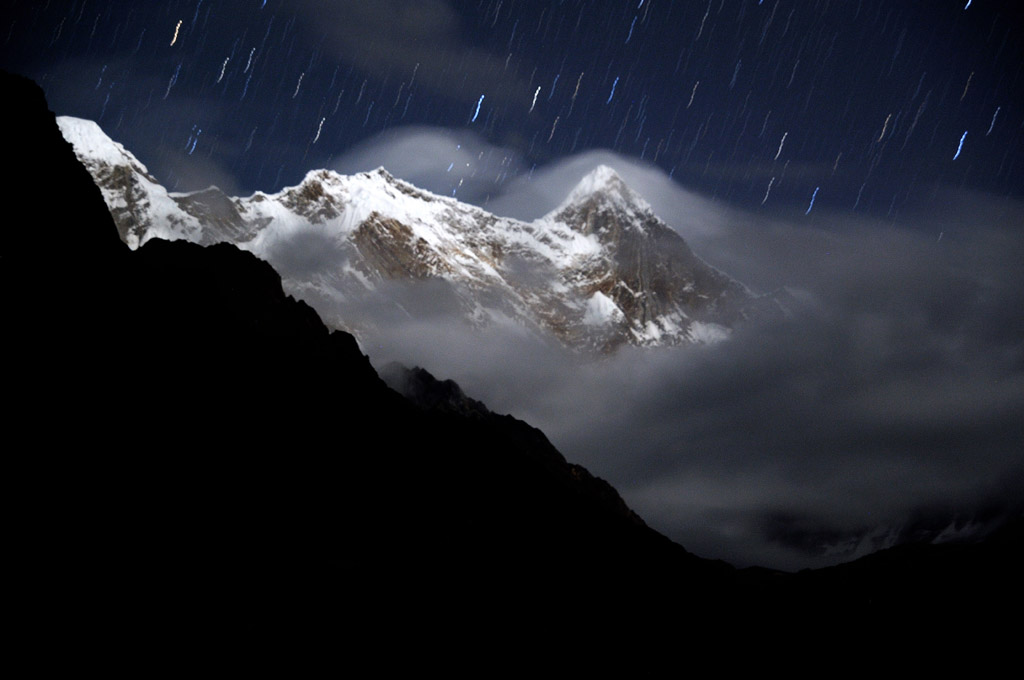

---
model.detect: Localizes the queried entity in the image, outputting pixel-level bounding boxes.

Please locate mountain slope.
[58,116,778,351]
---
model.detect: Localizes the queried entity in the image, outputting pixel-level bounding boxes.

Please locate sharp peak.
[583,164,624,182]
[354,166,421,189]
[56,115,106,133]
[290,166,396,190]
[571,164,643,199]
[55,116,127,157]
[297,168,344,183]
[557,164,652,214]
[354,166,395,180]
[572,164,626,193]
[56,115,160,180]
[357,166,467,204]
[293,166,397,185]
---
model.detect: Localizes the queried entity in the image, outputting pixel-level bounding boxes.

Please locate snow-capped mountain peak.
[548,164,655,233]
[59,116,779,351]
[567,164,631,202]
[56,116,206,248]
[573,164,623,191]
[57,117,139,170]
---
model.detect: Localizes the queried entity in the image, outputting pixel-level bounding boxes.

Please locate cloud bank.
[322,131,1024,570]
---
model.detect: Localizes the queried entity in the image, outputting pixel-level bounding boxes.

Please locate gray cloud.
[298,0,463,54]
[294,1,529,110]
[355,228,1023,571]
[319,140,1024,570]
[249,127,1024,570]
[153,144,243,197]
[331,126,525,207]
[334,132,742,247]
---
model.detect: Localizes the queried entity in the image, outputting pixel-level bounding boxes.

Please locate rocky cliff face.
[58,116,779,351]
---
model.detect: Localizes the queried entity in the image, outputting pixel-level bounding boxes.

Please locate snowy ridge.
[56,117,204,248]
[59,116,775,351]
[58,117,135,168]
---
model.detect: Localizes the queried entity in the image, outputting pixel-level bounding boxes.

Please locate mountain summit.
[59,117,778,350]
[559,164,650,214]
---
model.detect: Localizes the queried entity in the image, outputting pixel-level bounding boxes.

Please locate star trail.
[2,0,1019,212]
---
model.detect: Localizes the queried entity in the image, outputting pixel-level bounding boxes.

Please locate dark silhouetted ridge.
[3,70,745,665]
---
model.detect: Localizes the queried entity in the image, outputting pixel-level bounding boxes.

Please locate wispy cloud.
[322,132,1024,570]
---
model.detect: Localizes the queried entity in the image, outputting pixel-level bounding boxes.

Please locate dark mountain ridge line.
[5,71,1018,655]
[3,68,739,623]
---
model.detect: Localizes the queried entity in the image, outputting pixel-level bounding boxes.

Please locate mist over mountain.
[58,115,785,353]
[58,111,1024,571]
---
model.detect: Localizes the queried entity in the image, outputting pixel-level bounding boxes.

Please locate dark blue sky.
[3,1,1021,217]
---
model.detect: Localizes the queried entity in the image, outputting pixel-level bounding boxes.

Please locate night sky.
[4,1,1023,570]
[3,1,1022,216]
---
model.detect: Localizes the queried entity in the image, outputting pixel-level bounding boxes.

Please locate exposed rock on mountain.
[58,116,779,351]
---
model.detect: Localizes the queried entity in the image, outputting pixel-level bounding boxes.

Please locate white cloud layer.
[314,128,1024,571]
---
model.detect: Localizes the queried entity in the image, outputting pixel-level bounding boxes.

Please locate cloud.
[487,151,739,241]
[322,148,1024,571]
[297,0,463,55]
[332,130,742,243]
[294,1,529,109]
[273,133,1024,571]
[331,126,525,207]
[358,232,1022,571]
[151,146,243,196]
